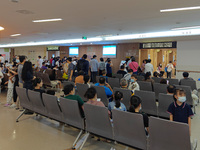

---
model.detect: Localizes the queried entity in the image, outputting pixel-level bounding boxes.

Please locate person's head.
[173,88,186,103]
[22,61,33,81]
[183,72,189,78]
[0,54,2,57]
[67,57,72,63]
[84,87,97,100]
[38,56,41,59]
[82,54,87,59]
[131,74,137,83]
[107,60,111,63]
[160,79,167,84]
[129,95,142,113]
[99,77,106,85]
[169,61,172,63]
[114,91,123,108]
[93,55,97,59]
[33,78,43,88]
[128,69,133,74]
[63,84,75,95]
[42,62,45,66]
[19,55,26,63]
[120,65,125,70]
[143,60,146,63]
[131,57,135,62]
[147,59,151,63]
[84,75,90,84]
[120,78,128,88]
[46,90,55,95]
[144,72,151,80]
[167,85,176,94]
[100,57,104,62]
[153,71,159,77]
[102,70,106,76]
[78,70,84,76]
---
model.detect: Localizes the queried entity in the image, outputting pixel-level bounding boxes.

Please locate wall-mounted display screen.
[103,45,116,58]
[69,47,79,56]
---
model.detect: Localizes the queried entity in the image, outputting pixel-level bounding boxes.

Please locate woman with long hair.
[22,61,34,90]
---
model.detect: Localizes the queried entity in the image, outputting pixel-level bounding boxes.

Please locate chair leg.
[72,130,83,148]
[79,132,90,150]
[16,109,27,122]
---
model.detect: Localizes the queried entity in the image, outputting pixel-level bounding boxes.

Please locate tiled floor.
[0,90,199,150]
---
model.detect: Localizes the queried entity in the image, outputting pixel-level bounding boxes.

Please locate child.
[128,74,140,94]
[167,89,193,135]
[108,91,126,112]
[5,71,15,106]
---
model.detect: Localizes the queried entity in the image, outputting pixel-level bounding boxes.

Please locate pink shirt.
[86,100,105,107]
[129,61,139,72]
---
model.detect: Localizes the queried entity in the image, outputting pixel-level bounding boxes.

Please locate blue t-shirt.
[106,63,112,74]
[167,102,193,124]
[94,83,112,97]
[108,101,127,111]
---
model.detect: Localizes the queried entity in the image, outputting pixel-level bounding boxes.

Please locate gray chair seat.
[94,86,109,106]
[108,77,120,89]
[153,83,167,100]
[76,83,89,102]
[137,81,153,91]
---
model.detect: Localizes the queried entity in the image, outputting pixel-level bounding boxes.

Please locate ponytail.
[33,77,42,87]
[114,91,123,108]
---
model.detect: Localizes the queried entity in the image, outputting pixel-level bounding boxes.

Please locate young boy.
[167,89,193,135]
[128,74,140,94]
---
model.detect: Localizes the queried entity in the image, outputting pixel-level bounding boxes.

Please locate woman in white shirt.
[166,61,174,79]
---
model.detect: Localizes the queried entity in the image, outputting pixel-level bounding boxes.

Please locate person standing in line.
[166,61,174,79]
[173,60,176,75]
[90,55,99,83]
[67,57,74,81]
[106,60,113,77]
[144,59,154,76]
[0,54,5,66]
[77,54,89,75]
[141,59,146,73]
[98,57,105,76]
[37,56,43,68]
[129,56,139,75]
[127,56,133,69]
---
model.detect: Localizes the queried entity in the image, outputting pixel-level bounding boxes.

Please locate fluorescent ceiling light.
[160,6,200,12]
[33,18,62,23]
[11,34,21,37]
[0,26,4,31]
[3,29,200,48]
[172,26,200,30]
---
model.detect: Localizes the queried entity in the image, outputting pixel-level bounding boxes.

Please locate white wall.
[177,40,200,88]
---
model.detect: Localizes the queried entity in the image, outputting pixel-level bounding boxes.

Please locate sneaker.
[10,103,16,108]
[4,104,11,107]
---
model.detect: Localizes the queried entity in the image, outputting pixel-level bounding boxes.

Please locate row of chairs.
[16,87,195,150]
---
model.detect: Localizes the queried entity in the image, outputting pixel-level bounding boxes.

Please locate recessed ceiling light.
[80,43,82,45]
[171,26,200,30]
[71,44,73,45]
[0,26,4,31]
[11,34,21,37]
[160,6,200,12]
[90,43,93,44]
[32,18,62,23]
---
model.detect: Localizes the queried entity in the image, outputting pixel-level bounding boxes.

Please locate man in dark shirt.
[77,54,89,75]
[179,72,194,85]
[117,65,127,77]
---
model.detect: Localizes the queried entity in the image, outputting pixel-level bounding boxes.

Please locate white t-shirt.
[8,76,15,88]
[0,56,5,63]
[38,58,43,68]
[0,68,3,83]
[145,63,154,75]
[167,63,174,72]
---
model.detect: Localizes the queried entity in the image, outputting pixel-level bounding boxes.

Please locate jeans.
[91,71,98,83]
[167,71,172,78]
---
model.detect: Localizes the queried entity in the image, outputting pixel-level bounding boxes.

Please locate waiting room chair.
[167,78,179,85]
[153,83,167,100]
[180,80,197,91]
[152,77,163,83]
[135,90,157,116]
[137,81,153,92]
[42,93,63,122]
[94,86,109,106]
[149,117,195,150]
[108,77,120,88]
[158,93,174,119]
[136,75,145,81]
[76,83,89,102]
[112,109,147,150]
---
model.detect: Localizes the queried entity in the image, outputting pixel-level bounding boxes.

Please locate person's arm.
[105,82,113,93]
[188,117,191,136]
[169,114,173,121]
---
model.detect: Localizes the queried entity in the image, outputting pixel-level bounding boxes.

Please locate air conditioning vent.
[16,10,34,15]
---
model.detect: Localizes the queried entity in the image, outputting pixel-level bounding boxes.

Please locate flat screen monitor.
[69,47,79,56]
[103,45,116,58]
